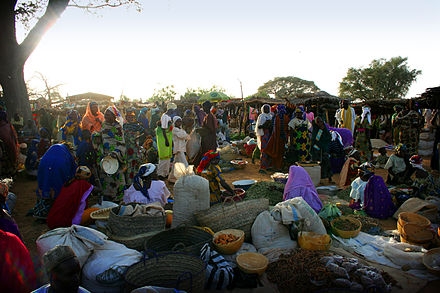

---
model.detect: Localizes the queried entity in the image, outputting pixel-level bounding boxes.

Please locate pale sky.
[22,0,440,101]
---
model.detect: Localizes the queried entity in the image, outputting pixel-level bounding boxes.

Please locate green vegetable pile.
[245,181,285,205]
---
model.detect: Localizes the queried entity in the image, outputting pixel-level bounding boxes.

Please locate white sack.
[251,211,297,251]
[383,242,426,270]
[186,130,201,161]
[271,198,327,235]
[36,225,107,267]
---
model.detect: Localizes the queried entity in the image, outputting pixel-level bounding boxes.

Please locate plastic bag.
[186,130,201,161]
[251,211,297,251]
[36,225,107,267]
[383,242,426,269]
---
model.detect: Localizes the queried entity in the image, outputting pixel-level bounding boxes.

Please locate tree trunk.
[0,64,32,121]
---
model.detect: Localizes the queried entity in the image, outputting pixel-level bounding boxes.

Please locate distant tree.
[257,76,320,99]
[0,0,141,120]
[28,72,63,105]
[149,85,177,102]
[339,57,421,101]
[180,85,227,102]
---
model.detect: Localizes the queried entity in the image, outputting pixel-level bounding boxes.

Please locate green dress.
[354,117,372,163]
[288,118,311,162]
[95,121,126,200]
[156,126,173,160]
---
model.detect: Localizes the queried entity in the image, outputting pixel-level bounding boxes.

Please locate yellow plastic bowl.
[236,252,268,275]
[331,216,362,239]
[298,231,331,250]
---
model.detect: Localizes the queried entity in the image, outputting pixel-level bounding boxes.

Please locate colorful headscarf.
[295,107,304,113]
[277,105,287,115]
[197,150,220,173]
[359,162,375,175]
[61,110,81,145]
[409,155,424,170]
[106,106,124,126]
[271,105,277,113]
[395,143,407,153]
[80,102,104,132]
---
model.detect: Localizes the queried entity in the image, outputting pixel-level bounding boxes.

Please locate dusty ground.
[10,155,440,291]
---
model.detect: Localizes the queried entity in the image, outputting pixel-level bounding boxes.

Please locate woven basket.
[108,230,163,251]
[144,226,213,256]
[108,204,166,237]
[194,198,269,241]
[397,212,431,234]
[90,207,113,220]
[125,252,206,293]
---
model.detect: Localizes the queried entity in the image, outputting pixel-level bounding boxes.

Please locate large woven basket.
[125,252,206,293]
[108,204,166,237]
[144,226,213,256]
[108,230,163,251]
[194,198,269,241]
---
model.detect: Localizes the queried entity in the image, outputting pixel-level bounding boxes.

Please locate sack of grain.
[418,140,434,151]
[172,164,210,228]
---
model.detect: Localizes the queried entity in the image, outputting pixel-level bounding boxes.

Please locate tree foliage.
[180,85,227,102]
[257,76,320,99]
[339,57,421,101]
[149,85,177,102]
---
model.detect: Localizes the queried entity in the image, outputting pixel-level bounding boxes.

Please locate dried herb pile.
[267,249,394,293]
[245,181,284,205]
[333,218,360,231]
[348,214,381,234]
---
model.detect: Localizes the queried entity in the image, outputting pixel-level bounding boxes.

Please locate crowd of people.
[0,97,439,292]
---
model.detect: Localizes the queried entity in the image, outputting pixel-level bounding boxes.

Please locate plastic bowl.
[236,252,269,275]
[331,216,362,239]
[213,229,245,255]
[232,179,257,191]
[230,160,248,169]
[298,231,331,251]
[221,189,246,202]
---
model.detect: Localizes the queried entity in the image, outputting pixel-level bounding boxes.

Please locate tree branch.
[19,0,70,65]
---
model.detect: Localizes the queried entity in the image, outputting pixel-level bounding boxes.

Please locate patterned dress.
[95,121,126,200]
[354,117,372,163]
[396,110,423,155]
[202,164,224,205]
[123,122,144,185]
[288,118,311,162]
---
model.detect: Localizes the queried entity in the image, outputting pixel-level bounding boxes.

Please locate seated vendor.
[384,143,410,185]
[47,166,94,230]
[123,163,171,207]
[374,147,388,169]
[338,149,361,189]
[197,150,234,205]
[410,155,440,199]
[350,162,395,219]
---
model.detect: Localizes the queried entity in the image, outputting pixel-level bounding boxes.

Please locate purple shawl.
[364,175,395,219]
[283,166,323,213]
[327,125,353,148]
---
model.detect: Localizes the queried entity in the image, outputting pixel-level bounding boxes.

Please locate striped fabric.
[200,244,234,290]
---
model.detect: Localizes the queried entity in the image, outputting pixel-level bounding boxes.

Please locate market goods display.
[212,229,245,254]
[236,252,268,275]
[400,223,434,249]
[271,172,288,184]
[245,181,284,205]
[124,252,206,293]
[397,212,431,234]
[331,216,362,239]
[230,159,248,169]
[348,214,382,234]
[194,198,269,241]
[318,203,342,221]
[266,249,394,293]
[298,232,331,251]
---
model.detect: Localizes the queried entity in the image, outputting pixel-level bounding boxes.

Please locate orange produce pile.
[214,233,239,245]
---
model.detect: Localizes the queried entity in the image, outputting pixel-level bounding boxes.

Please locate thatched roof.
[286,91,341,108]
[66,92,114,104]
[415,86,440,109]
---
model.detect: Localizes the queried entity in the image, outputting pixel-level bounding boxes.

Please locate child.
[197,150,235,205]
[374,147,388,168]
[169,116,190,182]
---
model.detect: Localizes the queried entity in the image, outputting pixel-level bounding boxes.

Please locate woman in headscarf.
[265,105,289,171]
[384,143,411,185]
[353,106,372,163]
[137,108,149,130]
[94,106,126,201]
[47,166,94,229]
[329,130,346,174]
[195,101,218,167]
[311,116,333,183]
[123,108,144,184]
[80,101,104,133]
[193,104,206,127]
[156,103,175,180]
[255,104,273,172]
[394,102,423,155]
[169,116,190,183]
[149,108,161,136]
[288,107,311,163]
[362,163,396,219]
[0,111,19,176]
[410,155,440,199]
[338,149,361,189]
[283,165,323,213]
[33,143,77,219]
[197,150,234,205]
[123,163,171,207]
[60,110,81,147]
[25,128,51,176]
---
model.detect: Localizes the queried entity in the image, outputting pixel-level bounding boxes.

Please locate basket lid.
[236,252,268,270]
